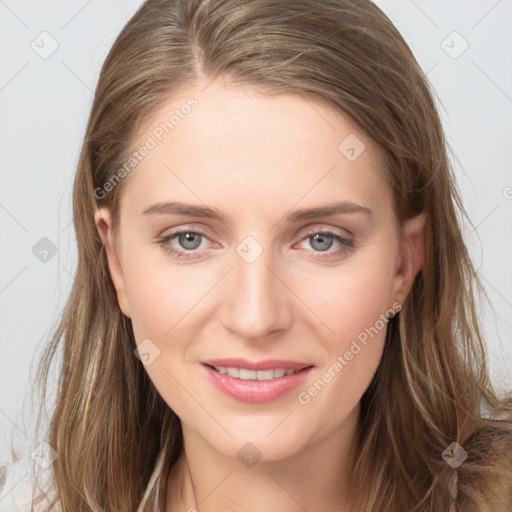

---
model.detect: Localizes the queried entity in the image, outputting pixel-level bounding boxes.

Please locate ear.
[94,207,131,318]
[390,212,427,307]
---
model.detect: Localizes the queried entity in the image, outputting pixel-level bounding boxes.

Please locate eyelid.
[159,223,353,244]
[156,223,355,260]
[292,227,355,255]
[296,223,353,239]
[158,223,213,237]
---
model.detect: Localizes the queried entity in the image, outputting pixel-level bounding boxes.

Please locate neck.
[165,404,362,512]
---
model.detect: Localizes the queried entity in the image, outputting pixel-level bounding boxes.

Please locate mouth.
[204,364,312,381]
[200,359,315,403]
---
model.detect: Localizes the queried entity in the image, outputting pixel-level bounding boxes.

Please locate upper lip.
[202,358,313,371]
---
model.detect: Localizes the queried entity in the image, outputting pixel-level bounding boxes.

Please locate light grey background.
[1,0,511,495]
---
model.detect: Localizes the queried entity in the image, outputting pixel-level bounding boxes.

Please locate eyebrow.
[142,200,373,223]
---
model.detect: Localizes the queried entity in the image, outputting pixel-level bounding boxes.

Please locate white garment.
[0,458,33,512]
[0,456,49,512]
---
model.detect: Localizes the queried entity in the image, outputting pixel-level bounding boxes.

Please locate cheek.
[298,254,394,396]
[294,280,389,433]
[120,238,393,439]
[124,236,396,349]
[122,247,201,342]
[319,284,388,382]
[122,254,201,409]
[125,272,168,340]
[306,257,395,341]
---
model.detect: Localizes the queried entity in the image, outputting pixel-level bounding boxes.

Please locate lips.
[208,366,300,380]
[200,358,315,403]
[201,358,312,371]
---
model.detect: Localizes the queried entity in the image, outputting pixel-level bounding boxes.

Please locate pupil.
[180,233,200,249]
[312,233,332,251]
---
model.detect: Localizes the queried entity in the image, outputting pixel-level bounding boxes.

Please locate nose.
[217,238,293,342]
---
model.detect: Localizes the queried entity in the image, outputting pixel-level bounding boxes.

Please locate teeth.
[239,369,257,380]
[212,366,300,380]
[226,367,239,378]
[256,369,278,380]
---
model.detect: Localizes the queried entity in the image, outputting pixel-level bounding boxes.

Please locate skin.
[94,76,425,512]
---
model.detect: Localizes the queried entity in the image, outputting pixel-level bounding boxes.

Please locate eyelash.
[155,227,355,261]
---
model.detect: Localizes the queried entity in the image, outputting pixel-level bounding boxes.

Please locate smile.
[210,366,301,380]
[201,360,315,403]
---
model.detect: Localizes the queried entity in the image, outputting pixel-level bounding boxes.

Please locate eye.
[155,229,211,260]
[155,227,355,261]
[295,229,355,260]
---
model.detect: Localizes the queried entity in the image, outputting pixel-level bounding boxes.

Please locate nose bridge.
[219,234,290,340]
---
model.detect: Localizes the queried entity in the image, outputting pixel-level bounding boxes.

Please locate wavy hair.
[8,0,512,510]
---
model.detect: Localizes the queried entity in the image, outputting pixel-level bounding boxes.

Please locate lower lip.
[202,364,314,404]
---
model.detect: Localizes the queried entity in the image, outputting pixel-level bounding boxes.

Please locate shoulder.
[454,414,512,511]
[0,457,50,512]
[0,459,34,512]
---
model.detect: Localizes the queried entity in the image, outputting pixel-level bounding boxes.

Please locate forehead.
[120,78,391,219]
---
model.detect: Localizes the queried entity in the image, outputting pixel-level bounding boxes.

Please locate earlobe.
[392,212,427,306]
[94,208,131,318]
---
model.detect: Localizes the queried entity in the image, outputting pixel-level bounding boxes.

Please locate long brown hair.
[10,0,512,510]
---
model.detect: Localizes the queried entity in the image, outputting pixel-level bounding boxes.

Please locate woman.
[9,0,512,510]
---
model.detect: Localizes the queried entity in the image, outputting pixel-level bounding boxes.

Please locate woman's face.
[95,77,424,463]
